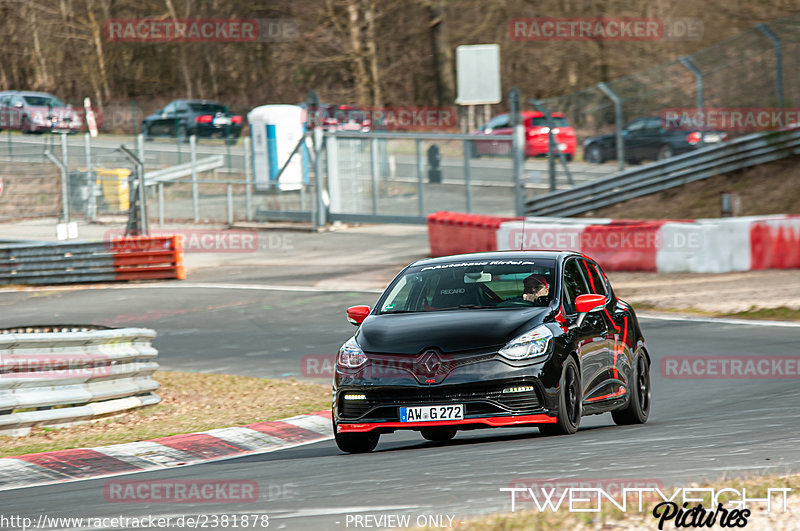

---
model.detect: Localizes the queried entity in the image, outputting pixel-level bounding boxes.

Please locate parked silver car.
[0,90,82,133]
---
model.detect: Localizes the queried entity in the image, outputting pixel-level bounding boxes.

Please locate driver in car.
[522,274,550,303]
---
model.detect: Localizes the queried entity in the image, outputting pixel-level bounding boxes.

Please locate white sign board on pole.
[83,97,98,138]
[455,44,502,105]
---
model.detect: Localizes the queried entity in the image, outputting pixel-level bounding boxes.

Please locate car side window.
[582,260,607,297]
[11,96,24,107]
[162,102,176,115]
[176,103,188,114]
[562,259,591,314]
[625,119,645,132]
[644,117,661,132]
[484,115,506,130]
[493,115,510,129]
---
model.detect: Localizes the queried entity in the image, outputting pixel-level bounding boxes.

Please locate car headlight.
[499,325,553,361]
[337,336,367,368]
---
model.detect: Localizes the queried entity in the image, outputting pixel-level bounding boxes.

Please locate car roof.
[409,250,581,267]
[170,99,224,105]
[0,90,58,97]
[491,111,568,119]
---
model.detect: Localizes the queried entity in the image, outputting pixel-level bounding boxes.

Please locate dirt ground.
[607,269,800,314]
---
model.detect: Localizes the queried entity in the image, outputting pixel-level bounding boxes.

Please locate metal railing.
[0,327,160,436]
[526,126,800,217]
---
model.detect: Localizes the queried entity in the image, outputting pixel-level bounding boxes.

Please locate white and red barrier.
[427,212,800,273]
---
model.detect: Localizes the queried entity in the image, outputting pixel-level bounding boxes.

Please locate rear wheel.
[420,427,456,442]
[612,355,650,425]
[657,144,673,160]
[539,357,581,436]
[21,116,33,134]
[333,420,379,453]
[142,123,153,141]
[585,144,604,164]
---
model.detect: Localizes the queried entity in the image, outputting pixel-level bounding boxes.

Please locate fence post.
[190,135,199,222]
[370,137,379,215]
[509,88,525,217]
[60,133,70,222]
[137,134,145,167]
[244,136,253,221]
[84,132,96,221]
[597,82,625,172]
[757,24,785,108]
[158,182,164,227]
[314,128,326,229]
[462,140,472,212]
[415,138,425,216]
[226,183,233,225]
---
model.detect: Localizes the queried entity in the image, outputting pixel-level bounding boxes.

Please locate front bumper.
[333,351,563,433]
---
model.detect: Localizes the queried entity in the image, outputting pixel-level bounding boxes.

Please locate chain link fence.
[541,14,800,160]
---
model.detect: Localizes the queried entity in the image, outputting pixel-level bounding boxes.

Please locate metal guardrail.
[526,126,800,217]
[0,327,160,435]
[145,155,224,186]
[0,236,185,285]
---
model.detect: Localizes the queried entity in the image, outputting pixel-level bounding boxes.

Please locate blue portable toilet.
[247,104,308,192]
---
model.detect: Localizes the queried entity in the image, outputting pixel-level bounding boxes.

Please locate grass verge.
[448,474,800,530]
[0,371,330,458]
[636,304,800,322]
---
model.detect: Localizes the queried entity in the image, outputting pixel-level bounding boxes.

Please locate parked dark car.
[583,116,727,164]
[141,100,242,144]
[332,251,651,453]
[0,90,82,134]
[471,111,577,160]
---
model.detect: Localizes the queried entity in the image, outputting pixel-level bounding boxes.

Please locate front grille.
[338,383,542,420]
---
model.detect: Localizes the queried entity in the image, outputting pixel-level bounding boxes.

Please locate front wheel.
[612,355,650,425]
[333,420,379,453]
[539,357,581,436]
[656,144,673,160]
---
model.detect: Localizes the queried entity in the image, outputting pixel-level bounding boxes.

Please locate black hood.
[356,307,553,354]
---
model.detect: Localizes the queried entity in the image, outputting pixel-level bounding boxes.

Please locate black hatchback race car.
[332,251,651,453]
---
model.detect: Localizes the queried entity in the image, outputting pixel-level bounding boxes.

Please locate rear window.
[189,103,226,114]
[530,116,569,127]
[23,95,64,107]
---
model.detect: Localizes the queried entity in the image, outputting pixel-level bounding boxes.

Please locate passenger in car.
[522,274,550,303]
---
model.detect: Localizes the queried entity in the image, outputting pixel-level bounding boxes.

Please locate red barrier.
[427,212,520,257]
[750,216,800,270]
[110,235,186,281]
[581,221,668,272]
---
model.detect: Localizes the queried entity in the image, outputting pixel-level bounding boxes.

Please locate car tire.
[420,427,456,442]
[142,124,153,141]
[470,141,481,159]
[539,357,581,436]
[177,124,189,143]
[21,116,33,134]
[657,145,673,160]
[564,153,573,162]
[333,420,380,453]
[585,144,604,164]
[612,355,650,426]
[225,137,238,146]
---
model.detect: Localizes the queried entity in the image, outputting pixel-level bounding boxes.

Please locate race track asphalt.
[1,284,799,530]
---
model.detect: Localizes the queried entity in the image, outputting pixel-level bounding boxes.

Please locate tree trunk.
[347,0,369,105]
[427,2,455,107]
[364,0,381,106]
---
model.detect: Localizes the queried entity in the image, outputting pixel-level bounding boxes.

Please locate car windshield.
[379,259,557,314]
[23,95,65,107]
[531,116,569,127]
[189,103,226,114]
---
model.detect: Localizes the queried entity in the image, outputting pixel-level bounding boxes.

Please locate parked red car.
[471,111,577,160]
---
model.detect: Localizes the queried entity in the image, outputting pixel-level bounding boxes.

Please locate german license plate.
[213,116,232,126]
[400,404,463,422]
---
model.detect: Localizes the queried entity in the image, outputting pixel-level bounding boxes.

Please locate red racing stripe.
[246,421,326,443]
[18,449,142,478]
[151,433,248,459]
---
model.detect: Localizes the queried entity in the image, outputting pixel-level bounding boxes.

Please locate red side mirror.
[574,294,606,314]
[346,305,371,326]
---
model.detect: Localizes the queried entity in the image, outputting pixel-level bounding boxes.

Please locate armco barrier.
[428,211,800,273]
[0,235,185,285]
[0,327,160,436]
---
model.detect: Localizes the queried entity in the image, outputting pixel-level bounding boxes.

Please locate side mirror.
[13,102,23,109]
[346,305,371,326]
[570,294,606,329]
